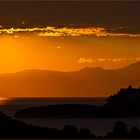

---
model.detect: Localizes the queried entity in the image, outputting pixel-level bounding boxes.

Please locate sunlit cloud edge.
[0,26,140,37]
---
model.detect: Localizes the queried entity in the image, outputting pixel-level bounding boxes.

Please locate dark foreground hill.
[1,110,140,138]
[101,85,140,117]
[0,61,140,97]
[14,85,140,118]
[0,111,96,138]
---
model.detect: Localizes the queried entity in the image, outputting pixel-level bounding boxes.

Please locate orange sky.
[0,30,140,73]
[0,1,139,98]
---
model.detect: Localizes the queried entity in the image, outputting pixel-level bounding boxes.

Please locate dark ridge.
[14,104,99,118]
[102,85,140,117]
[0,61,139,97]
[79,66,105,72]
[0,111,96,138]
[0,111,140,138]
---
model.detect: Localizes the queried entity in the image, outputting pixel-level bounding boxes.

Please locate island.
[14,85,140,118]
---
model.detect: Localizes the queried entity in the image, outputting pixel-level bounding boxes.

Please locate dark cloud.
[0,1,139,34]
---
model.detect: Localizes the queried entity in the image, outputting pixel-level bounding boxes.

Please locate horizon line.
[0,60,139,75]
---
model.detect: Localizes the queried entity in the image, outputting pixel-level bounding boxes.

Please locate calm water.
[0,97,140,136]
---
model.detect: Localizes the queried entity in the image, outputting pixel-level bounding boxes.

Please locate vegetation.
[0,111,96,138]
[0,111,140,138]
[102,85,140,117]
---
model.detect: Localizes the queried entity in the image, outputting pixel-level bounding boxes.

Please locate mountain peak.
[127,61,140,67]
[120,61,140,71]
[80,66,105,72]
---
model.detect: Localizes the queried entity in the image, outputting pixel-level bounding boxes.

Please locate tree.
[113,121,128,138]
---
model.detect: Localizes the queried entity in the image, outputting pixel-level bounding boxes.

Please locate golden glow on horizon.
[0,30,139,73]
[0,31,139,97]
[0,26,140,37]
[0,97,9,105]
[0,36,49,73]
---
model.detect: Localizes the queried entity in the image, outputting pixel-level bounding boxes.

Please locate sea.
[0,97,140,136]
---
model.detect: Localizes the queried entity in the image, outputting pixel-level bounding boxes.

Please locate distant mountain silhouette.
[0,61,140,97]
[14,85,140,118]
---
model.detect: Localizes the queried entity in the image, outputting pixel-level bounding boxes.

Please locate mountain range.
[0,61,140,97]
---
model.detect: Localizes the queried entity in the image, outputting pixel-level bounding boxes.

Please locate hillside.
[0,61,140,97]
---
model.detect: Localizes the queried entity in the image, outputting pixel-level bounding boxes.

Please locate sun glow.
[0,97,9,105]
[0,36,43,73]
[0,30,140,73]
[0,36,26,72]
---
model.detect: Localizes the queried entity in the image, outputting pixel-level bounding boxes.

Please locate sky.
[0,1,140,73]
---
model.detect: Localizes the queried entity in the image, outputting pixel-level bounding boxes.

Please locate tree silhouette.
[63,125,79,138]
[129,126,140,138]
[113,121,128,138]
